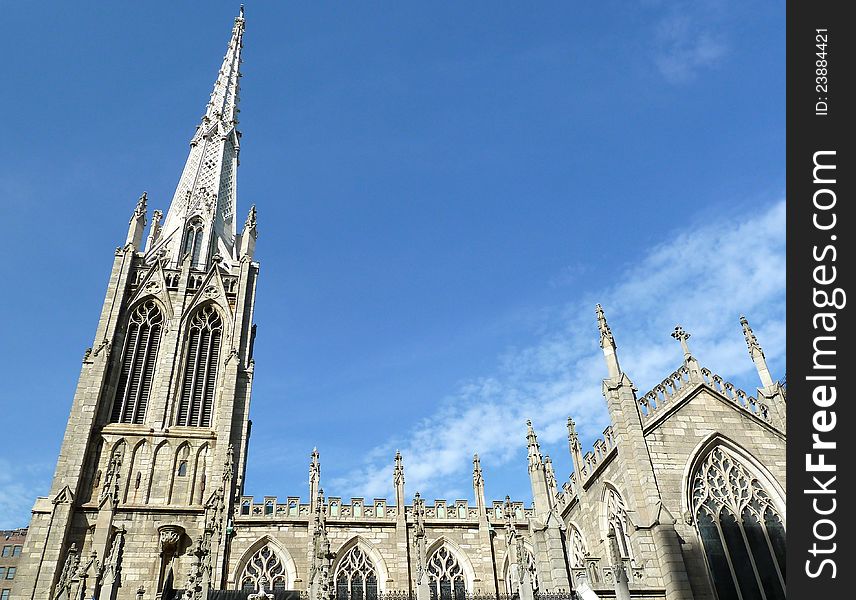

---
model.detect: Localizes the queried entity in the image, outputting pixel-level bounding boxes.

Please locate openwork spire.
[147,8,247,270]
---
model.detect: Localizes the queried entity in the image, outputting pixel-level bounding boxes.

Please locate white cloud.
[651,2,731,83]
[0,459,51,529]
[332,199,785,501]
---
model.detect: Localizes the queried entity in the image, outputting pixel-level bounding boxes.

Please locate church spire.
[146,7,247,270]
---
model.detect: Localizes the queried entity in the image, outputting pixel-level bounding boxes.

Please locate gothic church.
[12,9,787,600]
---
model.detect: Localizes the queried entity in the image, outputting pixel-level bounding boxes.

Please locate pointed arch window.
[176,305,222,427]
[692,446,786,600]
[335,546,378,600]
[567,526,587,569]
[605,487,633,561]
[239,544,289,593]
[182,217,205,266]
[427,546,466,600]
[504,547,540,596]
[111,300,163,424]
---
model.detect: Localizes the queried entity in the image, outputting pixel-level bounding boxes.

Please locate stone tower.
[12,8,259,599]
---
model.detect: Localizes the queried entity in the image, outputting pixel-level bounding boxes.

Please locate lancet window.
[239,544,288,592]
[111,300,163,424]
[605,487,633,560]
[182,217,205,266]
[335,546,378,600]
[176,305,222,427]
[427,546,466,600]
[692,446,786,600]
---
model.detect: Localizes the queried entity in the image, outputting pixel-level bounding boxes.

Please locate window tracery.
[239,544,288,592]
[427,546,466,600]
[176,305,223,427]
[504,548,539,595]
[605,487,633,560]
[567,526,587,569]
[111,300,163,424]
[692,446,785,600]
[335,546,378,600]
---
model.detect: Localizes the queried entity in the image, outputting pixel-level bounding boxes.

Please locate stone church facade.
[12,9,786,600]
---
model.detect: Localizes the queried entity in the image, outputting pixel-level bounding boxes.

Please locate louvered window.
[176,305,223,427]
[110,300,163,424]
[183,218,205,266]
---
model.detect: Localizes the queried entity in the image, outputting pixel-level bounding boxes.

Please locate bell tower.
[13,8,259,599]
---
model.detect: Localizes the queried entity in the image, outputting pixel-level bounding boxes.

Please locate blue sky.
[0,0,784,528]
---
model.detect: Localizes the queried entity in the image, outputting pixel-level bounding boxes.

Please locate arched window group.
[111,300,163,424]
[427,546,466,600]
[240,544,288,593]
[335,546,378,600]
[176,305,223,427]
[605,487,633,560]
[182,218,205,266]
[692,446,786,600]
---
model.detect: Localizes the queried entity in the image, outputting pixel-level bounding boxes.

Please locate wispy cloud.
[332,199,785,500]
[0,459,51,529]
[651,1,731,83]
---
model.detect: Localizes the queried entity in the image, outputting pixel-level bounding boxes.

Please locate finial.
[239,4,245,19]
[595,303,615,348]
[740,315,764,358]
[567,416,577,438]
[740,315,774,388]
[131,191,147,222]
[596,304,622,378]
[245,204,257,230]
[671,325,692,359]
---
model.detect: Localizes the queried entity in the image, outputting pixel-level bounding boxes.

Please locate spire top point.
[596,303,615,349]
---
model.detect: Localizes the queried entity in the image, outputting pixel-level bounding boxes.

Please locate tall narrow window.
[692,446,786,600]
[182,218,205,266]
[176,305,223,427]
[111,300,163,424]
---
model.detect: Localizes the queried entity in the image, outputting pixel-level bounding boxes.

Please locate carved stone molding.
[158,524,185,555]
